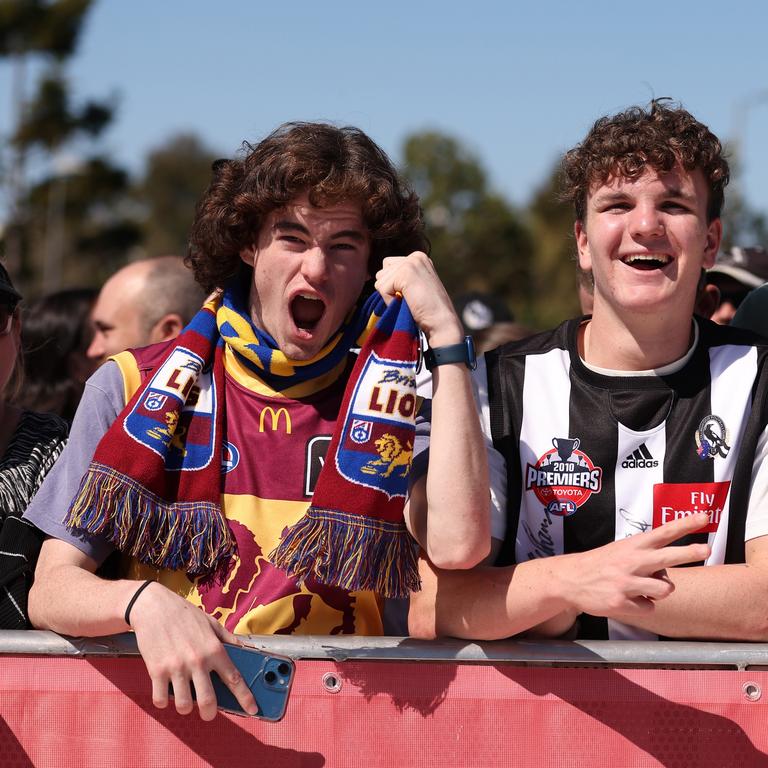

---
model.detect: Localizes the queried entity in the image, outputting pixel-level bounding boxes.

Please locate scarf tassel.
[64,462,236,579]
[270,507,421,599]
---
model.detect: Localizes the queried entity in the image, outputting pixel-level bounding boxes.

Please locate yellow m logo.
[259,406,292,434]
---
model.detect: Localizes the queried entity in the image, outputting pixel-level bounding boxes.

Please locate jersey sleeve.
[23,362,125,565]
[745,422,768,542]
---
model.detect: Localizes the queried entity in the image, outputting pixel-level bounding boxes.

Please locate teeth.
[297,293,322,301]
[623,254,671,264]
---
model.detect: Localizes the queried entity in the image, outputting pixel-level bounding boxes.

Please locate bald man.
[87,256,206,364]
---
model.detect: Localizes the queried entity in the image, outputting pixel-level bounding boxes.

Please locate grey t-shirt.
[24,362,125,564]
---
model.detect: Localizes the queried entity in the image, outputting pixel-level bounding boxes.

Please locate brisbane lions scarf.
[64,285,421,598]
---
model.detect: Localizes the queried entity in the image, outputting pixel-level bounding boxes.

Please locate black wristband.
[423,336,477,371]
[124,579,154,627]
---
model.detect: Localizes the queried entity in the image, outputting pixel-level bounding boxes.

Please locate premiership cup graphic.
[552,437,580,463]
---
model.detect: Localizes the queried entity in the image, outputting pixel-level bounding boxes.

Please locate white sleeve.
[412,354,507,542]
[745,422,768,542]
[472,356,507,542]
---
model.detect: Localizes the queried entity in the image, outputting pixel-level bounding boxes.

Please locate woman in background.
[0,263,68,628]
[17,288,98,422]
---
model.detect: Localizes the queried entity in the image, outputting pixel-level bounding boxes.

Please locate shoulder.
[486,319,575,363]
[696,316,768,354]
[12,410,69,462]
[127,339,177,373]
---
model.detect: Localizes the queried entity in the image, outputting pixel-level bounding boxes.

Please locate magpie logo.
[621,444,659,469]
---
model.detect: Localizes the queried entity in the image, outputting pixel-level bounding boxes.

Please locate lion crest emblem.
[361,433,413,478]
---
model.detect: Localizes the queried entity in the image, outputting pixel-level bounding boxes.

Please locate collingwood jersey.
[484,317,768,640]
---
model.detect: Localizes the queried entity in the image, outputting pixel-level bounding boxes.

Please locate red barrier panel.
[1,654,767,767]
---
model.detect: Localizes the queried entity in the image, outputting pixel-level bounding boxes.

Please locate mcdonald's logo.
[259,406,292,434]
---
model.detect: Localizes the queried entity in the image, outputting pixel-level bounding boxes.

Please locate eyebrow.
[273,220,367,242]
[593,187,696,205]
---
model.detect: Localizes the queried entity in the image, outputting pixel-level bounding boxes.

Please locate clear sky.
[3,0,768,220]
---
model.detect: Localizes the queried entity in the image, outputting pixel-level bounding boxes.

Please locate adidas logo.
[621,444,659,469]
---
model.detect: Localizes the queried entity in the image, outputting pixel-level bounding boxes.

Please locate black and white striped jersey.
[484,316,768,640]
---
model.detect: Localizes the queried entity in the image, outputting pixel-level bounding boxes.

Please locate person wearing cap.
[732,283,768,339]
[0,262,68,629]
[706,246,768,324]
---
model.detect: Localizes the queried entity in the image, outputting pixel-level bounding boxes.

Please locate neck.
[580,305,695,371]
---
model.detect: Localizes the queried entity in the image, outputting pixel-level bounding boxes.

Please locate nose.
[86,334,104,361]
[629,203,665,240]
[300,246,330,283]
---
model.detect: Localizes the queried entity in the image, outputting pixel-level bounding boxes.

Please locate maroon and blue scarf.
[64,286,421,598]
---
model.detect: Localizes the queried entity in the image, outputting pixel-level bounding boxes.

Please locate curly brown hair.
[562,99,730,222]
[187,122,427,292]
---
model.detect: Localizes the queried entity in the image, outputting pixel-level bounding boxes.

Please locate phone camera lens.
[277,663,291,677]
[265,671,277,685]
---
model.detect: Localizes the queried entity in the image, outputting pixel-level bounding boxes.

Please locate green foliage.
[136,133,218,257]
[11,73,112,150]
[0,0,139,295]
[400,131,533,322]
[526,161,581,326]
[0,0,92,59]
[720,146,768,251]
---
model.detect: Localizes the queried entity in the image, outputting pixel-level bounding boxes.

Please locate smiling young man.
[410,101,768,643]
[25,123,490,719]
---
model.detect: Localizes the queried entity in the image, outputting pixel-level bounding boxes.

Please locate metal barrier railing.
[2,629,768,670]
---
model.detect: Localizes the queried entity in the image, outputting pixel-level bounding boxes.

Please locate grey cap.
[708,247,768,289]
[0,262,22,304]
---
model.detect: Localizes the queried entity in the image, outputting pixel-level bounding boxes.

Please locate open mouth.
[621,253,671,271]
[290,293,326,332]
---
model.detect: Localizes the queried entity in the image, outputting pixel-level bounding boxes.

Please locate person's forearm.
[409,556,569,640]
[607,563,768,640]
[410,515,714,640]
[29,563,138,636]
[422,359,490,569]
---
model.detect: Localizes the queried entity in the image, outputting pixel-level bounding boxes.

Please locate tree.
[136,133,218,258]
[400,131,533,321]
[526,160,582,327]
[0,0,140,294]
[719,144,768,252]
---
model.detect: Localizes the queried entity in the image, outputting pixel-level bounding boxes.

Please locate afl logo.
[221,441,240,474]
[525,437,603,516]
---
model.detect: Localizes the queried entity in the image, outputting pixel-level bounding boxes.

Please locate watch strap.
[423,336,477,371]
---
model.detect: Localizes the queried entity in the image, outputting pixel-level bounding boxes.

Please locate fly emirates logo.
[652,481,730,533]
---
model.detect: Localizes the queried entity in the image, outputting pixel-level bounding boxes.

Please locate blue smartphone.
[181,643,295,721]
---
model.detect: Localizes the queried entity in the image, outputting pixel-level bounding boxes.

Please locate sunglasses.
[0,304,18,336]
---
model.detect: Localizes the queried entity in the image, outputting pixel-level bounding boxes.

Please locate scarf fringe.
[64,462,236,579]
[269,507,421,599]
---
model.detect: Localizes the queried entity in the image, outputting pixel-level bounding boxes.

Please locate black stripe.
[564,375,618,640]
[486,346,526,568]
[639,444,653,460]
[660,340,713,557]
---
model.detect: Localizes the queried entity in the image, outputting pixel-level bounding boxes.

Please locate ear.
[574,220,591,271]
[695,283,721,320]
[702,218,722,269]
[239,245,256,266]
[149,313,184,343]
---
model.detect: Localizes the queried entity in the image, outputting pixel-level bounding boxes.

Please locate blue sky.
[3,0,768,223]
